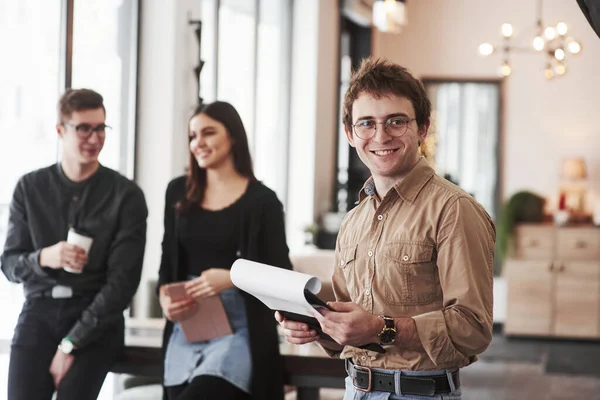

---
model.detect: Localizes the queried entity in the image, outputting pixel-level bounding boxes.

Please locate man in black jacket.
[1,88,148,400]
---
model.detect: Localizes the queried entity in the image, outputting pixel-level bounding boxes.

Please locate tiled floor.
[461,361,600,400]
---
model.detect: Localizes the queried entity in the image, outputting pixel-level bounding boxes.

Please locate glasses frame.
[351,117,417,140]
[62,122,112,139]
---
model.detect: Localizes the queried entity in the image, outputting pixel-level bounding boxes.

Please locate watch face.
[380,329,396,345]
[60,339,74,354]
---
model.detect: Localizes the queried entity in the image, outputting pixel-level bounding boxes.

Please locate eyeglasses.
[352,117,417,140]
[62,122,112,139]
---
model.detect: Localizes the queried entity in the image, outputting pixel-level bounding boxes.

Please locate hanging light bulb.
[567,39,581,54]
[556,22,568,36]
[554,63,566,76]
[544,64,554,80]
[544,26,556,40]
[478,42,495,56]
[497,61,512,77]
[373,0,407,34]
[501,23,513,38]
[533,35,545,51]
[554,48,565,61]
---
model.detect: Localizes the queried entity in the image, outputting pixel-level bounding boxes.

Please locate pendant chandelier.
[477,0,582,79]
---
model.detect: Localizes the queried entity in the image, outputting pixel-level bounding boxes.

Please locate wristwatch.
[377,315,397,345]
[58,337,76,355]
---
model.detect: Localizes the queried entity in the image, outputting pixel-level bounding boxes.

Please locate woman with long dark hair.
[157,101,291,400]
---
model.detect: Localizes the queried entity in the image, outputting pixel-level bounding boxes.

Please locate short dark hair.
[57,88,105,122]
[342,57,431,132]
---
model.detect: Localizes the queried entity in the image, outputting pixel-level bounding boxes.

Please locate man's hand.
[311,301,383,347]
[184,268,233,300]
[159,286,197,322]
[39,242,87,271]
[49,348,74,388]
[275,311,319,345]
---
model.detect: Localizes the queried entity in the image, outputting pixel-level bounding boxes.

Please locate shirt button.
[73,196,79,201]
[365,289,370,296]
[340,259,345,266]
[368,251,373,257]
[377,215,383,221]
[403,255,410,261]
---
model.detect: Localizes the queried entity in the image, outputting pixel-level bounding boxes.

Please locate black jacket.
[158,176,292,400]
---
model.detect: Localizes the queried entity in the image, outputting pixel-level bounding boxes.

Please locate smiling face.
[188,113,234,170]
[57,108,106,166]
[345,93,428,191]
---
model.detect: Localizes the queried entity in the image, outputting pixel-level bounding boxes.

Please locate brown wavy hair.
[178,101,256,212]
[342,57,431,132]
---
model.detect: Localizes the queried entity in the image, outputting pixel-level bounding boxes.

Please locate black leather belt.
[348,363,460,396]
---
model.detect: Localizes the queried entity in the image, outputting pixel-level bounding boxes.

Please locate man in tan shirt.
[276,58,495,399]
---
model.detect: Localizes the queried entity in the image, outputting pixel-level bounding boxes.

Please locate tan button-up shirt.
[330,158,495,371]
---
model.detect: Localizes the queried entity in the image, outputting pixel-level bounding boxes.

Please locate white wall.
[134,0,200,316]
[373,0,600,211]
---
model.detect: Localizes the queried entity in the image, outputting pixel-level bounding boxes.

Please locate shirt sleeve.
[412,196,495,366]
[67,186,148,348]
[1,178,50,283]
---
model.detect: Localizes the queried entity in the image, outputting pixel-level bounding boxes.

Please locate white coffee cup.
[64,228,93,274]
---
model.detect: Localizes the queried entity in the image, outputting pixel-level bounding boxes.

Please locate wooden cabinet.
[504,225,600,339]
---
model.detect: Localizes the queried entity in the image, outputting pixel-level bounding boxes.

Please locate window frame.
[200,0,293,207]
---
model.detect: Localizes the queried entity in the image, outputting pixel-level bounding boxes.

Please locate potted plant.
[496,191,546,263]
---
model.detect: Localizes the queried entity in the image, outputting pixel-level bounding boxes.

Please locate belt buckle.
[352,364,372,392]
[51,285,73,299]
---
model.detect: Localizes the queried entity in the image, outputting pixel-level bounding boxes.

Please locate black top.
[158,176,292,400]
[0,163,148,348]
[179,198,244,276]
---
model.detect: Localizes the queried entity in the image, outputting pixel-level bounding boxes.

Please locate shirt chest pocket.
[338,245,358,298]
[382,243,437,306]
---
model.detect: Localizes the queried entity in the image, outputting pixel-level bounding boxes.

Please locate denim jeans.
[8,296,124,400]
[343,368,462,400]
[164,287,252,393]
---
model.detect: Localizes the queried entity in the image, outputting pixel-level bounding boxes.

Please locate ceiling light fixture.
[477,0,582,79]
[373,0,407,34]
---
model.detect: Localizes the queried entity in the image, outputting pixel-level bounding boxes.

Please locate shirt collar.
[55,162,105,189]
[358,158,436,204]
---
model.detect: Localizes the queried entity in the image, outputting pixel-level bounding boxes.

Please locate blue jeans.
[164,287,251,393]
[343,368,462,400]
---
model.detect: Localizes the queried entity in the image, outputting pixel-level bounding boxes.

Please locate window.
[0,0,140,342]
[423,80,501,219]
[72,0,139,178]
[0,0,63,341]
[254,0,293,206]
[201,0,292,205]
